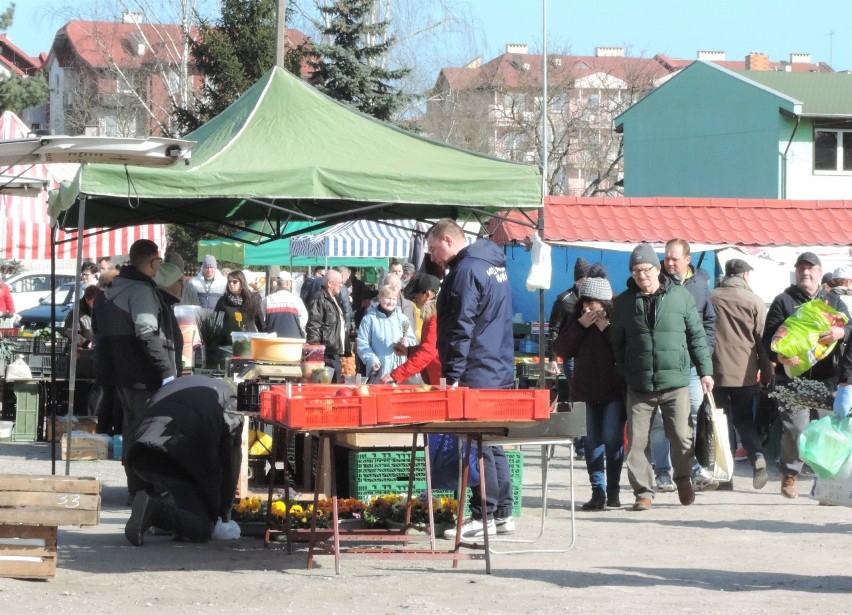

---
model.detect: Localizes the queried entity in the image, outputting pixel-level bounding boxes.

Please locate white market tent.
[289,219,416,259]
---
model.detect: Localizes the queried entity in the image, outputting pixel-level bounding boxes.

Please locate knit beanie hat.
[629,244,659,270]
[574,257,592,280]
[579,277,612,301]
[202,254,217,269]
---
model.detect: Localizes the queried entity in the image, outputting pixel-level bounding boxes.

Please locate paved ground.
[0,440,851,614]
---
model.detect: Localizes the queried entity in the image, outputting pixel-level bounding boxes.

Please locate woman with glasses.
[214,270,264,333]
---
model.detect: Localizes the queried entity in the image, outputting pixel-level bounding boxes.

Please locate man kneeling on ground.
[124,376,243,545]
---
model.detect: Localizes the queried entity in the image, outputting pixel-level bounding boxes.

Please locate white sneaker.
[692,466,719,492]
[495,516,516,534]
[442,517,496,540]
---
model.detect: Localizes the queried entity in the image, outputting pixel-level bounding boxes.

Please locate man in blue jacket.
[427,218,515,540]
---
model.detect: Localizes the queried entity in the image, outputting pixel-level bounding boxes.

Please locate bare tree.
[424,48,664,196]
[48,0,213,136]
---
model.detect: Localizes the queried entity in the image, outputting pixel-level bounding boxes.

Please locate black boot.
[581,491,606,511]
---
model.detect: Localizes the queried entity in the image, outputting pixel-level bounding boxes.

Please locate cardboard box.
[60,432,109,461]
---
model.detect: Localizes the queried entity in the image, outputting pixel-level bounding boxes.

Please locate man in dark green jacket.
[610,243,714,512]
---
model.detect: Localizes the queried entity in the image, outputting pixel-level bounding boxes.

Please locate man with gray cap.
[711,258,773,489]
[762,251,851,499]
[262,272,307,338]
[830,265,852,312]
[610,243,713,511]
[186,255,227,310]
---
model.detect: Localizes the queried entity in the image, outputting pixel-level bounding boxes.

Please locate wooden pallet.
[0,474,101,579]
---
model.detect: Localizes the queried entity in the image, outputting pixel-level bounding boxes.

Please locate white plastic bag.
[5,357,32,381]
[212,518,241,540]
[813,453,852,507]
[525,232,552,291]
[712,408,734,482]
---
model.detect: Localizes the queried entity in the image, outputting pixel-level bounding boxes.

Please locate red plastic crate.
[374,387,465,424]
[265,384,377,429]
[463,388,552,421]
[259,390,276,423]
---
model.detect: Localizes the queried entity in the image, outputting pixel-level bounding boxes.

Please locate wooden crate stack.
[0,474,101,579]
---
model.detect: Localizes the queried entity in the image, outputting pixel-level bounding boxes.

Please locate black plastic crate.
[237,382,270,413]
[35,338,69,355]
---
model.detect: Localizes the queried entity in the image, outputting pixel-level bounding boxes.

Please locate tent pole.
[537,0,549,388]
[64,194,86,475]
[49,224,57,474]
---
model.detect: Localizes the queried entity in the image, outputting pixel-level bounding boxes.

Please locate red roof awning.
[543,196,852,247]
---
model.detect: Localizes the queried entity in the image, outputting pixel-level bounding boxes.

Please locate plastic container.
[112,434,123,460]
[374,387,465,424]
[302,344,325,362]
[251,337,303,362]
[231,332,273,357]
[463,388,552,421]
[0,420,12,439]
[266,384,377,429]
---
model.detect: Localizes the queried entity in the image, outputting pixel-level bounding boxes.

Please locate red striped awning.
[0,111,167,260]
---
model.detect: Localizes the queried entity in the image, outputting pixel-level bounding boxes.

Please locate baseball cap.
[794,252,821,268]
[277,271,292,282]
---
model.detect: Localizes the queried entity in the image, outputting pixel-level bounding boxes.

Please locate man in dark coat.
[653,238,718,493]
[762,251,851,499]
[124,376,243,546]
[306,269,347,382]
[427,218,516,540]
[93,239,176,500]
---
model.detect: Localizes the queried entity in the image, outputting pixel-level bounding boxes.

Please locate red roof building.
[488,196,852,247]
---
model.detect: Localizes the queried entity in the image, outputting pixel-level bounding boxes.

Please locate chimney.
[122,11,143,24]
[506,44,528,55]
[697,50,726,61]
[745,52,770,71]
[595,47,625,57]
[790,53,812,64]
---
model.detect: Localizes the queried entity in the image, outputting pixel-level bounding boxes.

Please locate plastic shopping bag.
[525,232,552,291]
[770,299,848,378]
[5,357,32,381]
[712,407,734,482]
[798,416,852,479]
[695,394,716,468]
[813,452,852,507]
[212,518,241,540]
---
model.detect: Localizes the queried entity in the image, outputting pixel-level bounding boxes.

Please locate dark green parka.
[610,275,712,393]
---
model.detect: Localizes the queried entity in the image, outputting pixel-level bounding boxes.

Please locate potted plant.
[195,310,229,368]
[364,493,457,534]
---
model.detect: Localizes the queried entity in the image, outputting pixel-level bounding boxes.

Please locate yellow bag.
[248,430,273,456]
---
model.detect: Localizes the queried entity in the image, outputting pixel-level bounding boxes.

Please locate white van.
[5,270,77,312]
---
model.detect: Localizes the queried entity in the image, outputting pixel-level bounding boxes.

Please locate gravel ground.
[1,440,851,614]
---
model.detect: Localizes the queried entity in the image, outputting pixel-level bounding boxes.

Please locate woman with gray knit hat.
[553,263,626,510]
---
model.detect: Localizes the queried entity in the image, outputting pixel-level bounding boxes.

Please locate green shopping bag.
[798,416,852,479]
[770,300,848,378]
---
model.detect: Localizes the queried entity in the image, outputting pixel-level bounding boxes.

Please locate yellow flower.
[289,504,304,515]
[270,500,287,517]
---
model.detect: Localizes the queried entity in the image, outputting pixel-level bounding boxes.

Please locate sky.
[8,0,852,71]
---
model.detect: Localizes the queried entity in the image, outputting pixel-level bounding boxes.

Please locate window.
[814,129,852,172]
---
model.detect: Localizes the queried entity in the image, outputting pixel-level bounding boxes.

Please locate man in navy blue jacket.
[427,218,516,541]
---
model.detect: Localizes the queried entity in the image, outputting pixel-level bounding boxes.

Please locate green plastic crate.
[11,380,39,442]
[350,449,523,517]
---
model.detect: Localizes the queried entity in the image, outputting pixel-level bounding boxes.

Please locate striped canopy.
[0,111,165,260]
[289,220,415,258]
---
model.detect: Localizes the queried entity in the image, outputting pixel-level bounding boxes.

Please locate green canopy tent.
[196,219,388,268]
[49,66,541,234]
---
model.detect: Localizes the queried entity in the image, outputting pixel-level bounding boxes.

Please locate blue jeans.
[650,367,702,477]
[585,400,626,497]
